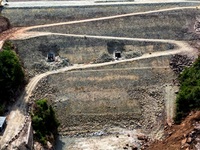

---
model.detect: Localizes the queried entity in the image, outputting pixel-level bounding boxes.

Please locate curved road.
[0,3,198,149]
[11,5,200,34]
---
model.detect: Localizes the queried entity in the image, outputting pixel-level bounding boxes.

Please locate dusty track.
[0,27,20,50]
[9,5,200,41]
[10,31,196,58]
[0,35,194,148]
[17,6,199,31]
[0,3,198,148]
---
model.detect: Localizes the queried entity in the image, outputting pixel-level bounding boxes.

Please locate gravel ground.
[34,8,200,41]
[30,65,175,136]
[12,35,174,77]
[0,1,199,149]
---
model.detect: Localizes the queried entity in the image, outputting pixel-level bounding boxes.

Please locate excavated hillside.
[0,16,10,34]
[148,111,200,150]
[1,1,200,149]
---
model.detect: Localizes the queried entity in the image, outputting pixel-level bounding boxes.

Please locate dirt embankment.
[148,111,200,150]
[0,16,10,33]
[29,62,173,137]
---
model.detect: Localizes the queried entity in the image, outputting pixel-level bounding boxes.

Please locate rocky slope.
[147,111,200,150]
[0,16,10,33]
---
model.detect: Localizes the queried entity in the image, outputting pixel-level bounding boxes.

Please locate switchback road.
[0,2,198,149]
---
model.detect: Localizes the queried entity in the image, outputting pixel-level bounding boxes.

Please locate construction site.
[0,0,200,149]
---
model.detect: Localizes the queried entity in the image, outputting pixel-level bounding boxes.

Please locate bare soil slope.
[148,111,200,150]
[0,16,10,33]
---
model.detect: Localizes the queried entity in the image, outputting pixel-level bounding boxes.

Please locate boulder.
[47,141,53,150]
[137,134,148,141]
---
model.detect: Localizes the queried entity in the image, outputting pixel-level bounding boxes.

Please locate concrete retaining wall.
[16,122,33,150]
[26,122,33,150]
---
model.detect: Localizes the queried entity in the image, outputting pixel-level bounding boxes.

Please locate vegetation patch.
[175,56,200,123]
[0,41,25,114]
[32,99,59,145]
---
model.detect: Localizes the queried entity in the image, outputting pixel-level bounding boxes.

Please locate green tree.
[32,99,59,144]
[0,41,25,104]
[175,56,200,123]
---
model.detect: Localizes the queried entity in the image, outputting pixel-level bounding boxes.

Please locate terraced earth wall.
[2,2,199,26]
[29,57,176,136]
[12,35,174,77]
[4,2,195,138]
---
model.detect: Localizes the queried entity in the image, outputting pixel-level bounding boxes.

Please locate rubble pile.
[169,54,193,75]
[147,111,200,150]
[32,57,70,75]
[181,122,200,150]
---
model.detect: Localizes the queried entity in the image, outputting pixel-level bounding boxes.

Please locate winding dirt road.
[0,3,198,149]
[15,5,200,32]
[1,35,194,149]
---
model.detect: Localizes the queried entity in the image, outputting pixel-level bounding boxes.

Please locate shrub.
[32,99,59,144]
[175,56,200,123]
[0,41,25,103]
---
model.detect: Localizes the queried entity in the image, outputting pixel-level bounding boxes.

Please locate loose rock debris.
[169,54,193,75]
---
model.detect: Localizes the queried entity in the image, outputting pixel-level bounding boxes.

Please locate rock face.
[169,54,193,75]
[0,16,10,33]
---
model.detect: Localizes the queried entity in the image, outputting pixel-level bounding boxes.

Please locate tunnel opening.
[114,51,122,60]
